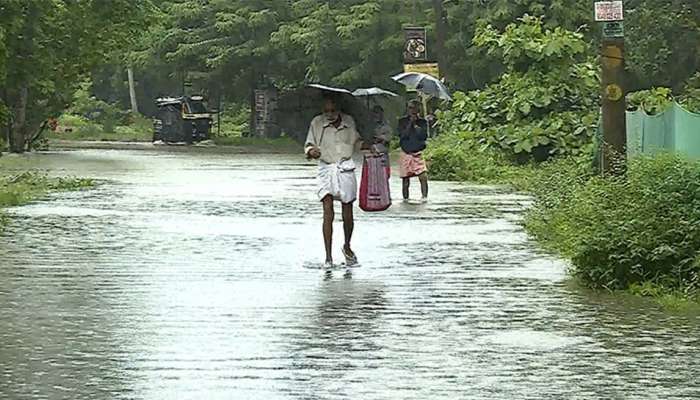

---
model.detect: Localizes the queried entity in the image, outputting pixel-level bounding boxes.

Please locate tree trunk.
[432,0,449,81]
[9,86,28,154]
[1,89,9,152]
[127,67,139,114]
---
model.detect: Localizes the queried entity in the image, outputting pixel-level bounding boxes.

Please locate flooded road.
[1,149,698,399]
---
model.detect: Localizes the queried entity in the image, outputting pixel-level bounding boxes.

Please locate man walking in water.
[305,96,364,268]
[398,99,429,202]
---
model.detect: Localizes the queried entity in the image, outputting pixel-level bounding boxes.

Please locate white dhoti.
[317,159,357,204]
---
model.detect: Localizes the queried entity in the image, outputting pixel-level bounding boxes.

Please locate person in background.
[371,105,392,177]
[397,99,429,202]
[304,96,365,268]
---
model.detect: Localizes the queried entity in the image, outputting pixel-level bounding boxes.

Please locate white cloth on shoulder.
[317,158,357,204]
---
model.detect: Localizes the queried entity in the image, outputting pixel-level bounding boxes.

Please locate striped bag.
[359,154,392,212]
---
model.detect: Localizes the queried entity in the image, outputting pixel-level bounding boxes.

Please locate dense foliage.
[0,0,152,152]
[525,154,700,297]
[432,16,598,169]
[627,87,674,115]
[626,78,700,115]
[3,0,697,151]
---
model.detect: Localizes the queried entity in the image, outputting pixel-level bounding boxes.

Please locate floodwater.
[1,149,698,400]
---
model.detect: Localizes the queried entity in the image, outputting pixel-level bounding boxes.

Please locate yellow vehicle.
[153,95,212,143]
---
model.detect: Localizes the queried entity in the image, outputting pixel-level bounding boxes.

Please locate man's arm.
[304,118,321,159]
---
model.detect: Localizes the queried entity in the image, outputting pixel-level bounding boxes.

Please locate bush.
[53,112,151,142]
[525,154,700,294]
[69,79,128,132]
[217,104,250,137]
[56,114,103,138]
[437,16,598,161]
[627,78,700,115]
[626,87,673,114]
[679,72,700,113]
[426,131,534,184]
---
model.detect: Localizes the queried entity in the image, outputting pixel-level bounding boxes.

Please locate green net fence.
[626,102,700,159]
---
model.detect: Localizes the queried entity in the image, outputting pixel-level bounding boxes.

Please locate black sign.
[404,27,427,63]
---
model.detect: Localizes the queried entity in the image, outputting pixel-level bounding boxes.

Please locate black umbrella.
[276,84,371,141]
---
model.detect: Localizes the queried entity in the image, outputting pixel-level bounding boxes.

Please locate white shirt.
[304,113,362,164]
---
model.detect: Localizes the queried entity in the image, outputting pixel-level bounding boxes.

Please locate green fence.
[626,102,700,159]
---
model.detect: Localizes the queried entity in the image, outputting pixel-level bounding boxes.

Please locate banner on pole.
[403,27,427,63]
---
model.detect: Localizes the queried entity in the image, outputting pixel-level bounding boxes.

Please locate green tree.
[437,16,598,160]
[625,0,700,90]
[0,0,152,153]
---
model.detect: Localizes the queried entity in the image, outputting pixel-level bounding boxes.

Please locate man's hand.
[307,146,321,160]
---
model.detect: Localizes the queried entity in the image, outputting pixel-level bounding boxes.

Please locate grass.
[47,113,152,142]
[48,128,152,142]
[628,281,700,313]
[48,112,302,153]
[0,157,94,229]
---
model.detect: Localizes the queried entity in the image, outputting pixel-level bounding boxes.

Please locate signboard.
[255,89,278,137]
[254,90,267,137]
[603,21,624,38]
[403,63,440,79]
[403,27,427,63]
[595,1,624,21]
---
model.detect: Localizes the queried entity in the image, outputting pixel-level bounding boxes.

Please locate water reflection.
[285,278,387,399]
[0,150,698,399]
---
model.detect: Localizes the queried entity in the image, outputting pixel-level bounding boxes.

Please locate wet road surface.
[1,150,699,399]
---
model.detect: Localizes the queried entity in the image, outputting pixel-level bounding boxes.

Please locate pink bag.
[359,155,391,212]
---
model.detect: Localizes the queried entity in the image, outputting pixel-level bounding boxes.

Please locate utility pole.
[127,67,139,115]
[596,1,627,174]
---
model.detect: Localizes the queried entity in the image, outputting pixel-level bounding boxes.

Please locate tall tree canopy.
[2,0,698,151]
[0,0,152,152]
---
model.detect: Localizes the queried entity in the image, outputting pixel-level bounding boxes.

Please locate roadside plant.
[436,16,598,162]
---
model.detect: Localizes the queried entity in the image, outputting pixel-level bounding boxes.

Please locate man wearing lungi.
[305,97,365,268]
[398,99,429,202]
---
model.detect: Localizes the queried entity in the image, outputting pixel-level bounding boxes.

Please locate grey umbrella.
[352,87,399,110]
[391,72,452,101]
[352,87,402,139]
[352,88,399,98]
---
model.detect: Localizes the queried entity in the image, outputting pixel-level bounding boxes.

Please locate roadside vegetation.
[426,18,700,308]
[0,165,94,230]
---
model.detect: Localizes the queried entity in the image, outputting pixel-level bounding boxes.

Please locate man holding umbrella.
[398,99,429,202]
[390,72,451,202]
[305,95,365,269]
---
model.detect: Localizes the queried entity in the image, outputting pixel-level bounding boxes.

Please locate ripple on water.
[1,150,699,400]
